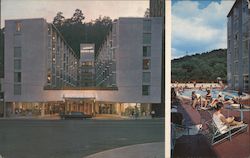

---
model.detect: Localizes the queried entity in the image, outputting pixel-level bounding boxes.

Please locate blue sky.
[172,0,235,59]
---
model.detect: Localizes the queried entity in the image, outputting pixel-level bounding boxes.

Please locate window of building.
[234,62,238,75]
[143,72,150,83]
[143,33,151,44]
[14,34,21,46]
[243,58,249,74]
[143,59,151,70]
[234,33,238,41]
[143,20,151,32]
[14,84,21,95]
[243,75,249,92]
[234,47,238,60]
[143,46,151,57]
[16,22,21,32]
[14,47,22,58]
[112,49,116,59]
[47,73,51,84]
[142,85,150,95]
[14,59,21,70]
[14,72,21,82]
[234,76,239,89]
[48,25,52,35]
[233,6,238,18]
[83,61,93,66]
[243,40,249,57]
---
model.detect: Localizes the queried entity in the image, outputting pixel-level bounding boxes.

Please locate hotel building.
[227,0,250,92]
[3,17,163,117]
[79,44,95,87]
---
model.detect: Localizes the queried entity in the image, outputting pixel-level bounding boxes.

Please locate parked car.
[60,112,92,120]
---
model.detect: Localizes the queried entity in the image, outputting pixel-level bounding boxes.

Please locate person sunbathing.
[210,92,233,107]
[213,102,243,133]
[202,89,212,108]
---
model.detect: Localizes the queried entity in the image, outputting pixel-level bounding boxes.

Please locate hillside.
[171,49,227,83]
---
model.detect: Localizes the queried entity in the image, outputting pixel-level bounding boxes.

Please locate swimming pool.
[178,89,246,100]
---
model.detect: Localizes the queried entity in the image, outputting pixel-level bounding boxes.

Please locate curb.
[84,142,165,158]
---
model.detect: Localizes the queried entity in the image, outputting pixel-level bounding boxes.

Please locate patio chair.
[204,119,248,145]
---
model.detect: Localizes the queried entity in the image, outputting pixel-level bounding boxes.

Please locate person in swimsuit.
[213,102,243,133]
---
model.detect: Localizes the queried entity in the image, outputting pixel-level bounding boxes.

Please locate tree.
[53,12,65,26]
[71,9,85,24]
[171,49,227,82]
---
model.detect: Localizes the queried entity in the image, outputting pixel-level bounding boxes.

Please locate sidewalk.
[0,114,158,120]
[93,114,154,120]
[0,114,61,120]
[84,142,164,158]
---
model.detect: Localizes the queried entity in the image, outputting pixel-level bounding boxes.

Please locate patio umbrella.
[217,77,222,80]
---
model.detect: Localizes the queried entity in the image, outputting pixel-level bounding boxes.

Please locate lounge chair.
[204,119,248,145]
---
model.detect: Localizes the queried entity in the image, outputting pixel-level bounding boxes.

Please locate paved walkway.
[0,114,155,120]
[173,97,250,158]
[84,142,164,158]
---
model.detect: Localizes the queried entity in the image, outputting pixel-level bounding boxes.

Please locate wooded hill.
[0,9,113,77]
[171,49,227,83]
[52,9,112,57]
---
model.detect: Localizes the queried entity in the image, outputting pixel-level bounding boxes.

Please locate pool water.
[179,89,243,99]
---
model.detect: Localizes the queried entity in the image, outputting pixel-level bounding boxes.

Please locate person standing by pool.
[213,102,243,133]
[191,91,202,109]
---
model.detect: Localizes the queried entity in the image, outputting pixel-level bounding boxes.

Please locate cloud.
[172,0,234,59]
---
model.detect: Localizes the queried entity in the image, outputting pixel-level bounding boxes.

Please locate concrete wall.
[4,18,48,102]
[115,17,162,103]
[227,0,250,92]
[4,17,162,104]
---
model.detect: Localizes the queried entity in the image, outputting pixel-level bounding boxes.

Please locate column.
[41,103,45,116]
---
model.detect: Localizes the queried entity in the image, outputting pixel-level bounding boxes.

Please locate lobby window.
[143,33,151,44]
[14,84,21,95]
[47,72,51,84]
[143,46,151,57]
[143,72,150,83]
[143,59,151,70]
[16,22,22,32]
[14,72,21,82]
[14,47,22,58]
[14,59,21,70]
[143,20,151,32]
[142,85,150,95]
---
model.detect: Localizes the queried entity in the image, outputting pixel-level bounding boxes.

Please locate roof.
[227,0,241,17]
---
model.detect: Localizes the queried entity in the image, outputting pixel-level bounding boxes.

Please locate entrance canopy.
[63,97,96,102]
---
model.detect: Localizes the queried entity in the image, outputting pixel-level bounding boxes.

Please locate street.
[0,119,164,158]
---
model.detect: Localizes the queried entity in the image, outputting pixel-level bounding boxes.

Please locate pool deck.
[173,98,250,158]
